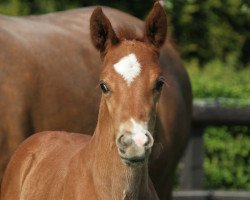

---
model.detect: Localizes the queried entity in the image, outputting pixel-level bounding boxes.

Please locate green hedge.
[165,0,250,67]
[204,126,250,190]
[188,60,250,99]
[188,61,250,190]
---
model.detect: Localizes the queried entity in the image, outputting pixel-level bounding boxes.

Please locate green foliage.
[204,126,250,189]
[0,0,154,18]
[0,0,28,15]
[165,0,250,67]
[0,0,83,15]
[187,60,250,99]
[188,61,250,190]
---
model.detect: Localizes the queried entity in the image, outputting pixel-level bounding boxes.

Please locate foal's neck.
[122,165,149,199]
[89,98,150,199]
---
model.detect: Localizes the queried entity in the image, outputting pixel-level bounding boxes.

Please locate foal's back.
[1,131,91,199]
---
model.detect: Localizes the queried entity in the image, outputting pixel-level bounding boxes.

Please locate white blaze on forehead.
[130,119,148,147]
[113,53,141,86]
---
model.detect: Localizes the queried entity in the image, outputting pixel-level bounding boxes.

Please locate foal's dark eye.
[154,78,165,92]
[99,81,110,94]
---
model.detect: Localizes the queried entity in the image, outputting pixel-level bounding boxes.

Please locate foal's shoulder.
[2,131,91,197]
[6,131,90,172]
[10,131,90,161]
[23,131,90,149]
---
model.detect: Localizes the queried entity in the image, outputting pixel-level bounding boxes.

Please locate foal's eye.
[154,78,165,92]
[99,81,110,94]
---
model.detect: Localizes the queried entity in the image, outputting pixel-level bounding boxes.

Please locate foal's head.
[90,2,167,166]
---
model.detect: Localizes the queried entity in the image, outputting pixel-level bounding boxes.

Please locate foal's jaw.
[116,118,154,166]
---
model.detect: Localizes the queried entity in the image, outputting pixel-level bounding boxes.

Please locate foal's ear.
[90,7,119,53]
[144,2,167,48]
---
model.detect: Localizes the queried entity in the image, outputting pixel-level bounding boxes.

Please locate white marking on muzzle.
[130,119,148,147]
[113,53,141,86]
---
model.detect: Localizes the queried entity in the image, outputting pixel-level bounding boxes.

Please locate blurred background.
[0,0,249,193]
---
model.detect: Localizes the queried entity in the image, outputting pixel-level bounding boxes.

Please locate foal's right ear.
[90,7,119,54]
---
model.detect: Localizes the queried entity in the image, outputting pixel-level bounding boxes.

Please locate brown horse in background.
[1,4,168,199]
[0,2,192,200]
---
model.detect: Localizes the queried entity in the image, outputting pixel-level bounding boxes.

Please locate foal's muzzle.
[116,131,154,165]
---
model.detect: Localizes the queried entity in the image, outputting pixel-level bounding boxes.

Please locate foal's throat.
[90,98,149,199]
[122,165,149,200]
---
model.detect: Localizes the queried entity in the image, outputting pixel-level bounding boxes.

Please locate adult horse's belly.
[0,7,192,199]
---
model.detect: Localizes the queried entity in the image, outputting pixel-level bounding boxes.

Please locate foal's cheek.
[105,97,117,117]
[106,99,113,114]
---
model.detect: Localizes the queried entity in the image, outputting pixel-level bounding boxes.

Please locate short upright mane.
[115,25,143,41]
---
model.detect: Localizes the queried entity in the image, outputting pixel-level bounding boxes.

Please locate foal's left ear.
[144,2,167,48]
[90,7,119,54]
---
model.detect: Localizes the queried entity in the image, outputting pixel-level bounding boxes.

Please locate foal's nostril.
[117,134,132,148]
[117,134,124,146]
[144,132,154,148]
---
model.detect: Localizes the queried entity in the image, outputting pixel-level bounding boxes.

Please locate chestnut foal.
[1,3,167,200]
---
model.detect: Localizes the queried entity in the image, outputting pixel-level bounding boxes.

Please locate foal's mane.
[115,25,143,42]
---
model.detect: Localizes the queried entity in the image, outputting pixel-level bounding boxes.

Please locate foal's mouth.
[120,156,146,165]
